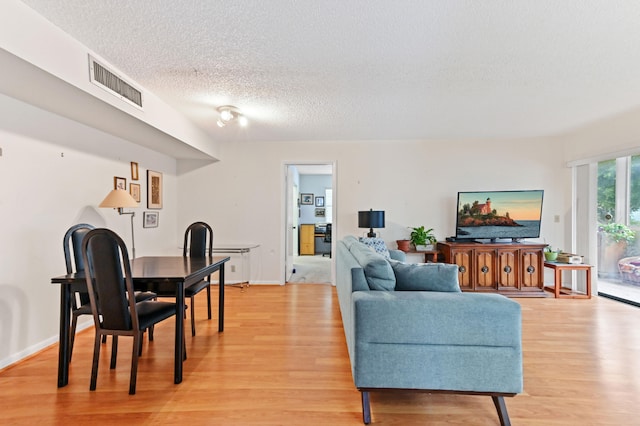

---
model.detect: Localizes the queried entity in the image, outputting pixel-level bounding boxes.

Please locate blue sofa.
[336,236,523,425]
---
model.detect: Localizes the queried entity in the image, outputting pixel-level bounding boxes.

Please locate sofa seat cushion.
[350,243,396,291]
[390,261,461,292]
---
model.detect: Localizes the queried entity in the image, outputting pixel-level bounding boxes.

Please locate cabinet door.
[497,249,519,290]
[475,249,497,290]
[521,248,544,290]
[451,249,472,290]
[299,224,315,255]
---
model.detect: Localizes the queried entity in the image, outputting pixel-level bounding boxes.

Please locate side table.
[406,249,440,263]
[543,261,592,299]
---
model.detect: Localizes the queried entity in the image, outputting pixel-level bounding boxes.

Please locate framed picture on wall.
[131,162,139,180]
[315,196,324,207]
[315,208,326,217]
[114,176,126,190]
[301,193,314,205]
[143,211,159,228]
[147,170,163,209]
[129,183,141,202]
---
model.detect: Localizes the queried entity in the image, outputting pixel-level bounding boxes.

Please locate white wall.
[299,174,332,224]
[177,138,570,284]
[0,94,179,368]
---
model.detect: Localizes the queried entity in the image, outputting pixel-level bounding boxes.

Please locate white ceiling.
[19,0,640,144]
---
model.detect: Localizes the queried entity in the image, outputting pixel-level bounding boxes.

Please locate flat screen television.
[455,190,544,242]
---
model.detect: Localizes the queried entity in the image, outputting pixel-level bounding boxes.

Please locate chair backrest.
[325,223,332,243]
[63,223,95,274]
[183,222,213,258]
[82,228,138,332]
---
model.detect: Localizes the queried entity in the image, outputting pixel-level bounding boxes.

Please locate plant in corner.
[598,222,636,278]
[409,226,437,251]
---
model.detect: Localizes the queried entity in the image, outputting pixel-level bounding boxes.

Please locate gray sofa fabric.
[336,236,523,424]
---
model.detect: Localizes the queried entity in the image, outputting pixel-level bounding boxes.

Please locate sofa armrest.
[388,249,406,262]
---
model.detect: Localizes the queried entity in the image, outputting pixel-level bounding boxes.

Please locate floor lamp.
[99,188,139,258]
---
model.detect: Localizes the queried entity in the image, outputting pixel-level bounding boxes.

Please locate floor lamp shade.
[358,209,385,238]
[99,189,139,258]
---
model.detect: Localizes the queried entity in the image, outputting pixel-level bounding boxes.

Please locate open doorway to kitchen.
[284,163,335,284]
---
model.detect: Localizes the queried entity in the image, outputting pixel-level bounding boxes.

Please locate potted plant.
[544,246,561,261]
[598,222,636,278]
[410,226,437,251]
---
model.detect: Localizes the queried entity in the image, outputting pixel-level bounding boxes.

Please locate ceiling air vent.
[89,55,143,109]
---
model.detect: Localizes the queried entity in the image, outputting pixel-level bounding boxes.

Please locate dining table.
[51,255,230,388]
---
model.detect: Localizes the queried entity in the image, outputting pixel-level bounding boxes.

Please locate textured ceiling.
[19,0,640,143]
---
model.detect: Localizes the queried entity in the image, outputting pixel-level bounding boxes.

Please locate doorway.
[284,162,336,284]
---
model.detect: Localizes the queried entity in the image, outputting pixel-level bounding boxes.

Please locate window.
[325,188,333,223]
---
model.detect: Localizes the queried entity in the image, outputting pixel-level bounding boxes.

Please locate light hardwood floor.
[1,284,639,425]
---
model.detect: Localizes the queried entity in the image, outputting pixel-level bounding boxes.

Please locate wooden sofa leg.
[492,396,511,426]
[361,391,371,424]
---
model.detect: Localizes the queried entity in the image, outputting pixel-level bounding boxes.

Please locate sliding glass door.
[597,156,640,305]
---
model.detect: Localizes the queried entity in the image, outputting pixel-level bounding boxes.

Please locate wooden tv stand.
[437,241,547,297]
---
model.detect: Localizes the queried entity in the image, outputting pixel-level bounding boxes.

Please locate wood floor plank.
[1,284,639,425]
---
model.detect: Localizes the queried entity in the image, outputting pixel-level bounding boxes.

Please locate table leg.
[174,281,184,384]
[57,285,71,387]
[586,267,592,298]
[218,263,225,332]
[555,269,562,298]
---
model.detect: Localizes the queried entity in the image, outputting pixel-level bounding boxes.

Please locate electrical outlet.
[231,265,236,273]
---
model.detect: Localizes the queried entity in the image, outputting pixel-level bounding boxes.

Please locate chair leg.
[191,296,196,336]
[206,284,212,320]
[148,325,154,341]
[492,396,511,426]
[110,335,118,369]
[90,333,102,391]
[129,333,141,395]
[361,391,371,424]
[68,314,79,363]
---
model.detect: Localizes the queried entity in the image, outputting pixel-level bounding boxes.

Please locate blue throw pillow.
[389,260,460,292]
[350,243,396,291]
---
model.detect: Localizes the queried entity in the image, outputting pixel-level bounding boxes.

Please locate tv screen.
[455,190,544,242]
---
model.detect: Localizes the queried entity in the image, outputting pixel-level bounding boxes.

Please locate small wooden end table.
[543,261,592,299]
[407,249,440,263]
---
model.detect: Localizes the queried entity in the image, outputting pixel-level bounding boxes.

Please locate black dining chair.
[183,221,214,336]
[63,224,157,363]
[82,228,178,395]
[323,223,332,258]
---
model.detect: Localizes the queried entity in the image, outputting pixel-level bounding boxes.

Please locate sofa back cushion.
[390,261,461,292]
[350,243,396,291]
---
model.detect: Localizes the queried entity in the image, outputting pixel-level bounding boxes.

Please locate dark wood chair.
[63,224,157,363]
[183,221,214,336]
[323,223,332,258]
[81,228,178,394]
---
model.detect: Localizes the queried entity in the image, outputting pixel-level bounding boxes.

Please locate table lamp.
[358,209,385,238]
[99,189,139,258]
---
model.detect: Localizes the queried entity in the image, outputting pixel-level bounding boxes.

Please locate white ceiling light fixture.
[216,105,248,128]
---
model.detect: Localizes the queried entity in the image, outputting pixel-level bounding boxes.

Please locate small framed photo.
[301,193,314,205]
[315,208,326,217]
[147,170,163,209]
[131,162,139,181]
[143,211,159,228]
[315,196,325,207]
[129,183,141,202]
[114,176,126,190]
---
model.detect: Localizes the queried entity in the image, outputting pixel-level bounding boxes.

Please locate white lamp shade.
[99,189,139,208]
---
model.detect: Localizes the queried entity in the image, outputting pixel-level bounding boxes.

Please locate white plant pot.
[416,245,433,251]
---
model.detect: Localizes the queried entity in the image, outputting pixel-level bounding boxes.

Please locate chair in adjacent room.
[63,224,157,363]
[183,221,214,336]
[82,228,178,394]
[323,223,332,258]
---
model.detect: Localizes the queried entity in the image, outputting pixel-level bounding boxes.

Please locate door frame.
[282,161,336,285]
